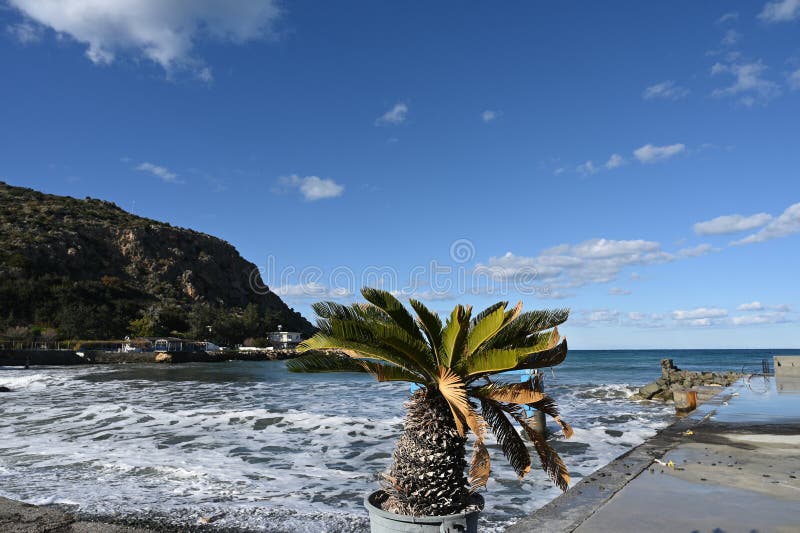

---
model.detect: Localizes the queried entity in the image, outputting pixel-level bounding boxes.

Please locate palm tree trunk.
[381,388,469,516]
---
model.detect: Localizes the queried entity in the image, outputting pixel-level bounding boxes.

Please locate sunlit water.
[0,350,785,531]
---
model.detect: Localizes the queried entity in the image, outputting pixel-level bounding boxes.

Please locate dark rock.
[0,386,11,392]
[634,359,743,405]
[660,358,679,378]
[639,382,661,399]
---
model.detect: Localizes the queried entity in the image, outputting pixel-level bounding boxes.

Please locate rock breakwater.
[632,359,742,402]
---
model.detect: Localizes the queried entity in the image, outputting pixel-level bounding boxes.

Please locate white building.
[267,329,302,348]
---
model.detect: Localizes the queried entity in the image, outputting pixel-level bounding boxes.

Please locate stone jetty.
[631,359,742,402]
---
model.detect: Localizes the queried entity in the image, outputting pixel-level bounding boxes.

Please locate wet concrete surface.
[507,376,800,533]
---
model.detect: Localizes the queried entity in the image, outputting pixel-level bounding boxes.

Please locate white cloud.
[6,21,43,44]
[737,302,792,313]
[717,12,739,24]
[280,175,344,201]
[642,81,690,100]
[7,0,281,75]
[731,312,789,326]
[693,212,773,235]
[137,162,179,183]
[271,282,352,300]
[572,309,671,329]
[721,29,741,46]
[587,309,621,324]
[678,244,716,257]
[711,61,780,106]
[481,110,499,123]
[737,301,764,311]
[608,287,631,296]
[688,318,713,327]
[788,69,800,90]
[576,161,598,176]
[375,103,408,125]
[672,307,728,320]
[477,238,672,290]
[605,153,625,169]
[633,143,686,163]
[733,202,800,245]
[391,289,456,302]
[197,67,213,83]
[759,0,800,22]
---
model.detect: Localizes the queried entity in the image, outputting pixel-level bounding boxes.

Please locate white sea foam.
[0,363,673,532]
[0,373,57,390]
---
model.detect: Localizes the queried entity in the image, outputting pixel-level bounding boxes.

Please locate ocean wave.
[0,363,674,531]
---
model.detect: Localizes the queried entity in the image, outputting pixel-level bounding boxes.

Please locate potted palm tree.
[287,288,572,532]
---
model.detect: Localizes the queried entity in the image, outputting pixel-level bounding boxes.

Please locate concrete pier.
[506,375,800,533]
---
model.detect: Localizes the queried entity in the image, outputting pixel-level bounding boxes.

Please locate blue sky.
[1,1,799,349]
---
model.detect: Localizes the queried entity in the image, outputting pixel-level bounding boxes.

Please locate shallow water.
[0,350,787,531]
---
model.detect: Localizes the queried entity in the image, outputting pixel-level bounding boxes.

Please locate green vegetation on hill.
[0,182,314,345]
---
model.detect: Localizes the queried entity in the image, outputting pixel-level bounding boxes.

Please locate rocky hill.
[0,181,314,343]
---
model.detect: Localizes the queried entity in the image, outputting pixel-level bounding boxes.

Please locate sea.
[0,349,789,532]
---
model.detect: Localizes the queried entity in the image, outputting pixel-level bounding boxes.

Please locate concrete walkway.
[507,376,800,533]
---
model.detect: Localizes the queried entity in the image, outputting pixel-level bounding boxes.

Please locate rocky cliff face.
[0,181,313,340]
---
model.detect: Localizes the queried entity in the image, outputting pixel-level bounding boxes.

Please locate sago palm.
[287,287,572,516]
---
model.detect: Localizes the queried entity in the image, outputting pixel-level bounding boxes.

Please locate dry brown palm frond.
[468,440,491,492]
[555,416,574,439]
[474,381,546,405]
[532,372,543,393]
[527,424,570,491]
[508,410,570,492]
[480,398,531,478]
[525,395,573,439]
[547,326,560,349]
[437,366,482,437]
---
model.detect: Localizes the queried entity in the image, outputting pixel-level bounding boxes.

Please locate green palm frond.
[462,348,521,378]
[470,301,507,326]
[466,303,508,358]
[485,309,568,349]
[515,339,568,370]
[286,352,368,373]
[359,360,427,383]
[361,288,426,344]
[480,398,531,478]
[440,304,471,368]
[409,299,443,363]
[362,321,437,376]
[298,335,431,378]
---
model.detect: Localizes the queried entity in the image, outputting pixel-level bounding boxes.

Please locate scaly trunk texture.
[381,388,469,516]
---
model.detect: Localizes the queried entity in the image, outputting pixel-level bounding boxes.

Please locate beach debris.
[197,513,225,524]
[654,459,675,469]
[683,430,694,436]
